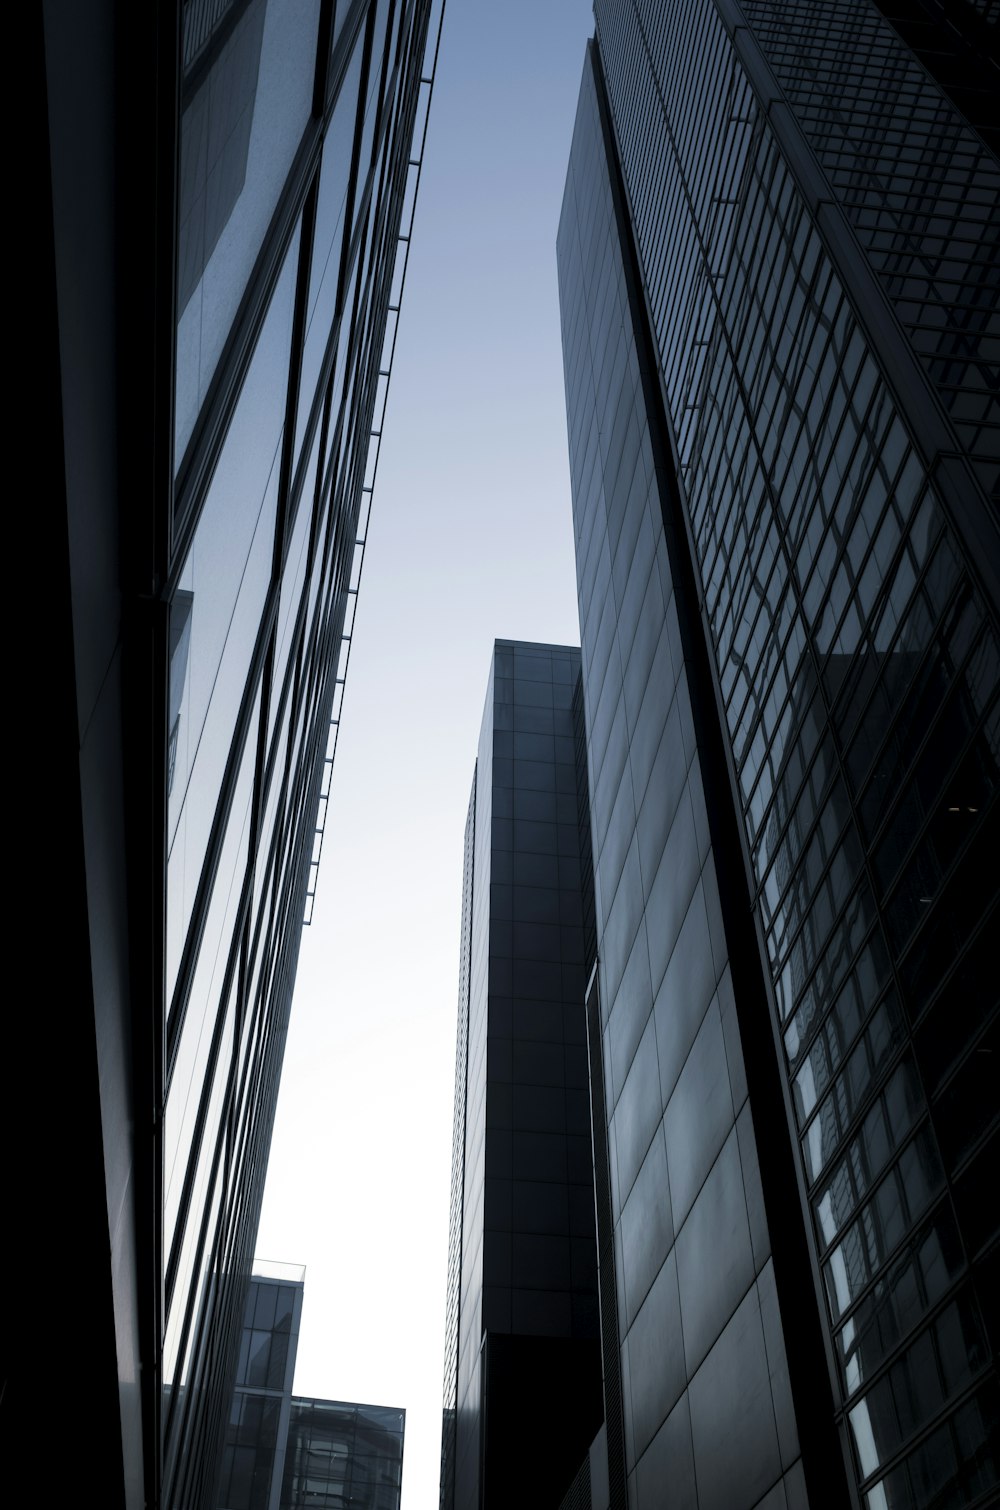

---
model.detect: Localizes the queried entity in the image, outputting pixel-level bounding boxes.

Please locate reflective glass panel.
[164,682,260,1259]
[167,224,299,1001]
[176,0,321,463]
[293,26,365,464]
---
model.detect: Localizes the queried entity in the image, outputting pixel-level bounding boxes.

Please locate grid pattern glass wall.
[443,641,603,1510]
[280,1401,404,1510]
[737,0,999,496]
[160,3,436,1504]
[559,52,812,1510]
[588,1,999,1505]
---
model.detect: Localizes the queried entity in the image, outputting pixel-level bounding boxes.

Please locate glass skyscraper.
[440,641,604,1510]
[38,2,440,1506]
[557,4,998,1509]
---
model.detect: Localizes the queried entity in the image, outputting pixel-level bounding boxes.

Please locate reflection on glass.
[293,27,365,464]
[329,0,356,71]
[168,589,195,797]
[158,1,437,1499]
[256,683,293,927]
[162,973,233,1395]
[272,420,322,743]
[167,226,299,1002]
[349,0,389,246]
[165,683,260,1262]
[281,1399,405,1510]
[176,0,321,464]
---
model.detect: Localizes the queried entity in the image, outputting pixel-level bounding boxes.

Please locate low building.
[218,1270,404,1510]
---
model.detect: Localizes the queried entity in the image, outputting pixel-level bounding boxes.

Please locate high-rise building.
[440,641,604,1510]
[217,1270,405,1510]
[557,6,998,1510]
[36,1,441,1505]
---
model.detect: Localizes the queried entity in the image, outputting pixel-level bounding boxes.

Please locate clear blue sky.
[256,4,596,1505]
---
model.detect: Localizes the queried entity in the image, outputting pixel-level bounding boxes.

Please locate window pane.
[176,0,321,463]
[164,686,260,1260]
[167,225,300,999]
[293,27,366,464]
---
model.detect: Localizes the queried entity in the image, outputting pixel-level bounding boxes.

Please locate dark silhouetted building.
[556,5,998,1510]
[217,1271,404,1510]
[440,641,604,1510]
[35,1,439,1505]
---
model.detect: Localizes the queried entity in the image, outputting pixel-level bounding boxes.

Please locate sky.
[254,2,597,1506]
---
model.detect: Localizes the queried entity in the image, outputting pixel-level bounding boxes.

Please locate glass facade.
[216,1276,404,1510]
[281,1400,405,1510]
[440,641,604,1510]
[558,4,998,1509]
[41,2,441,1506]
[559,50,815,1510]
[166,5,441,1499]
[218,1275,304,1510]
